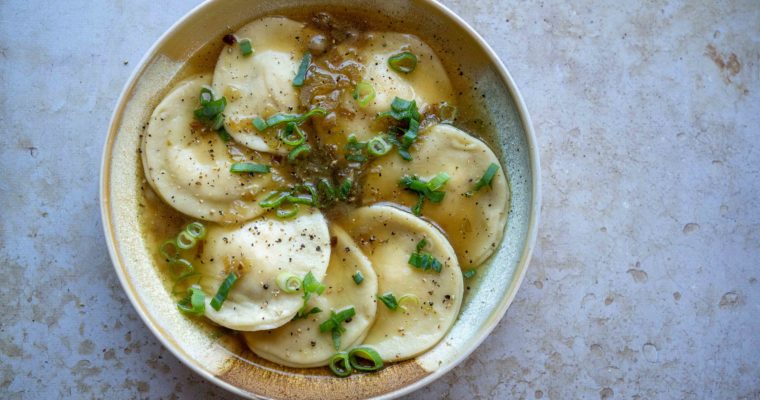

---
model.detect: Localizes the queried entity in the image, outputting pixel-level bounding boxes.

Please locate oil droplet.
[642,343,658,363]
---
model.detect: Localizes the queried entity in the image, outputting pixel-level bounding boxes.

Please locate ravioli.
[142,75,285,224]
[212,17,318,153]
[361,124,510,267]
[196,210,330,331]
[243,225,378,367]
[337,205,463,362]
[310,32,455,151]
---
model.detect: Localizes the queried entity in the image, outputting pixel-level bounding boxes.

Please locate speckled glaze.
[99,0,539,398]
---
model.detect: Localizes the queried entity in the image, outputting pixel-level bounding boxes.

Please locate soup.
[138,11,510,377]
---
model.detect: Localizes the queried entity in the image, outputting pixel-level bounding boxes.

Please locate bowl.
[100,0,540,398]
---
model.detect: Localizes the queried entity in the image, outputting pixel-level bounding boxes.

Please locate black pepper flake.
[316,246,321,252]
[223,34,237,45]
[330,236,338,247]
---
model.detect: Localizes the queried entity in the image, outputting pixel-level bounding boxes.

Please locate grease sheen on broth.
[137,10,510,372]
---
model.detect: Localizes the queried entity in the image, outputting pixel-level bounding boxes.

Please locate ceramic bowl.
[100,0,540,398]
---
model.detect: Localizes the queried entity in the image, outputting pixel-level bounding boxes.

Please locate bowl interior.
[101,0,538,398]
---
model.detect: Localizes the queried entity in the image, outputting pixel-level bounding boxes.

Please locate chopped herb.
[229,162,270,174]
[287,143,311,162]
[328,352,353,377]
[239,39,253,56]
[388,52,417,74]
[210,272,239,311]
[353,81,376,107]
[253,108,327,131]
[399,173,449,215]
[377,97,421,160]
[348,346,384,372]
[177,284,206,316]
[470,163,500,193]
[216,128,232,142]
[252,117,268,131]
[352,271,364,285]
[292,52,312,87]
[463,269,477,279]
[319,306,356,349]
[295,271,325,318]
[377,292,398,310]
[408,238,443,273]
[278,122,306,146]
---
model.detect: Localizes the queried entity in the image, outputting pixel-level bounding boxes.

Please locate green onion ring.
[168,258,194,279]
[275,272,302,293]
[397,294,420,312]
[328,352,353,377]
[176,230,197,250]
[276,203,299,219]
[367,136,391,156]
[387,52,417,74]
[285,194,315,206]
[352,81,376,107]
[185,222,207,240]
[260,191,290,208]
[348,346,384,371]
[210,272,239,311]
[287,143,311,162]
[177,284,206,316]
[159,239,180,261]
[279,122,306,146]
[199,87,213,105]
[292,52,312,87]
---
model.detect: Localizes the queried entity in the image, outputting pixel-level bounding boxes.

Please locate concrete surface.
[1,0,758,399]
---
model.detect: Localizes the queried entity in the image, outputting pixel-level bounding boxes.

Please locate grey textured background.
[1,0,758,399]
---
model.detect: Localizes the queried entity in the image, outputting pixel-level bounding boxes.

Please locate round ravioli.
[212,17,318,154]
[310,32,455,150]
[337,205,463,362]
[361,124,510,267]
[196,210,330,331]
[142,75,287,224]
[243,225,378,367]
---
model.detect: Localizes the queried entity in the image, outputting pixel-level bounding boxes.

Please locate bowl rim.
[99,0,541,398]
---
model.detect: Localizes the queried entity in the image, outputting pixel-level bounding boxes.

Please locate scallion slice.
[388,52,417,74]
[473,163,500,191]
[211,113,225,130]
[216,128,232,142]
[337,178,352,201]
[367,136,391,156]
[295,271,326,318]
[328,352,353,377]
[377,292,398,310]
[194,97,226,120]
[176,230,197,250]
[229,162,271,174]
[252,117,268,131]
[408,237,443,273]
[426,172,450,191]
[260,191,290,208]
[168,258,194,279]
[348,346,384,372]
[276,272,302,293]
[352,271,364,285]
[288,143,311,162]
[199,87,213,105]
[463,269,477,279]
[292,52,312,87]
[399,174,449,215]
[279,122,306,146]
[352,81,376,107]
[239,39,253,56]
[210,272,239,311]
[398,294,420,312]
[160,239,180,261]
[177,284,206,316]
[185,222,207,240]
[319,306,356,350]
[275,203,299,219]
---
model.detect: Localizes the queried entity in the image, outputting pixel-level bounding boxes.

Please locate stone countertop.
[0,0,758,399]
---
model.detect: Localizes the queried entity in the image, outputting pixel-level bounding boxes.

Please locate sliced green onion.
[211,113,225,130]
[199,87,213,105]
[352,271,364,285]
[288,143,311,162]
[285,194,314,206]
[427,190,445,203]
[239,39,253,56]
[159,239,180,261]
[338,179,352,201]
[229,162,271,174]
[388,52,417,74]
[473,163,500,191]
[302,271,326,295]
[292,52,312,87]
[328,352,353,377]
[320,307,356,350]
[367,136,391,156]
[194,97,226,120]
[252,117,268,131]
[426,172,450,191]
[210,272,239,311]
[352,81,376,107]
[377,292,398,310]
[408,238,443,273]
[216,128,232,142]
[276,272,302,293]
[279,122,306,146]
[185,222,207,240]
[265,108,327,128]
[348,346,384,372]
[463,269,477,279]
[171,272,202,296]
[275,203,299,219]
[416,238,427,252]
[260,191,290,208]
[176,230,197,250]
[398,294,420,312]
[177,284,206,316]
[168,258,194,279]
[411,194,424,216]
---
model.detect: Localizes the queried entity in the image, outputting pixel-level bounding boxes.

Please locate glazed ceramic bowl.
[100,0,539,398]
